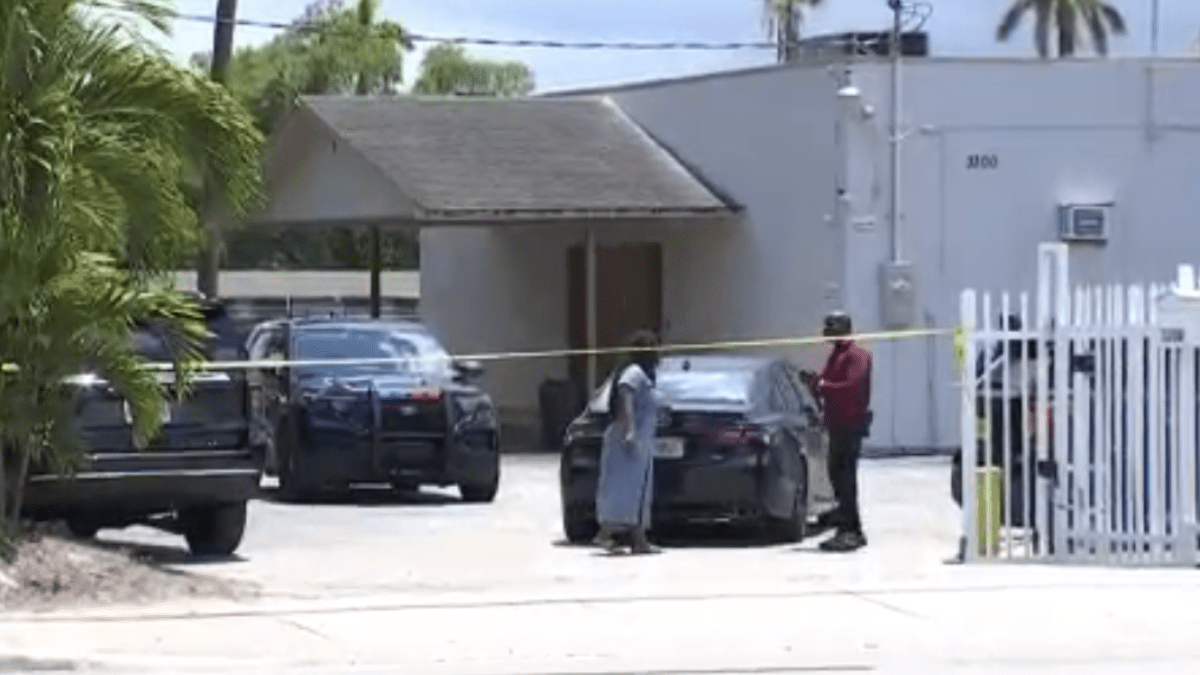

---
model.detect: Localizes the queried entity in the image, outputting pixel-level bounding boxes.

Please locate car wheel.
[181,501,247,557]
[65,516,100,540]
[770,458,809,543]
[563,506,599,544]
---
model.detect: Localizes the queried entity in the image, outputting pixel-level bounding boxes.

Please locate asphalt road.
[15,455,1200,675]
[101,454,966,603]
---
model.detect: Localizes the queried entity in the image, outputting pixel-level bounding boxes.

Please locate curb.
[0,650,276,672]
[4,572,1199,625]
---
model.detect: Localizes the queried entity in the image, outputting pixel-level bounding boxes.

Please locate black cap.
[823,312,852,337]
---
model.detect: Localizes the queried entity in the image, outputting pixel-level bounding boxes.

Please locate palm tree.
[0,0,263,551]
[762,0,823,63]
[997,0,1127,58]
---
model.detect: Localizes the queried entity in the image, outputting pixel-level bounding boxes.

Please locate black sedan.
[559,354,836,543]
[245,318,501,503]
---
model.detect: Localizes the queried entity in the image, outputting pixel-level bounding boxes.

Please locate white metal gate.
[958,243,1200,566]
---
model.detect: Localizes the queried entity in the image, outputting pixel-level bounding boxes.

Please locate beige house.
[259,95,739,445]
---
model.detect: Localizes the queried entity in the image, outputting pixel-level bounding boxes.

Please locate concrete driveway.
[4,455,1200,674]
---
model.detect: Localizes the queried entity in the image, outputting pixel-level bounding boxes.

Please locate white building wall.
[609,65,845,368]
[844,58,1200,451]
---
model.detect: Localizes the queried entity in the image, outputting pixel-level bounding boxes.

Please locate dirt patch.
[0,524,257,612]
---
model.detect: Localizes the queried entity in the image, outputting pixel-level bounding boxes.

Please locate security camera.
[837,85,861,99]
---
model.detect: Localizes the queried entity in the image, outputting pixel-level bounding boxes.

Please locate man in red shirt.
[803,312,872,553]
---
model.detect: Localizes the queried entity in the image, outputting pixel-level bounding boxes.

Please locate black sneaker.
[819,531,867,553]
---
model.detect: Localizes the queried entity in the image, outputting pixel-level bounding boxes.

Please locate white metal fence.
[958,243,1200,566]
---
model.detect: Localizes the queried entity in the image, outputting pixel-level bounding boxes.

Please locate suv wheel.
[181,501,247,557]
[459,452,500,503]
[65,516,100,539]
[277,429,317,503]
[459,475,499,503]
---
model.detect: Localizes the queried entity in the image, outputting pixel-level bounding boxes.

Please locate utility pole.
[1151,0,1161,55]
[887,0,903,263]
[197,0,239,298]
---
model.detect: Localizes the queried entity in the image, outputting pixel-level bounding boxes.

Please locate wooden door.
[567,242,663,396]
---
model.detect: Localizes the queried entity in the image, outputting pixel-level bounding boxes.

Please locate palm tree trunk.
[9,440,31,536]
[197,0,239,298]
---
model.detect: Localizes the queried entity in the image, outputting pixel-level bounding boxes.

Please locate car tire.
[181,501,247,557]
[770,458,809,543]
[563,506,599,544]
[65,516,100,540]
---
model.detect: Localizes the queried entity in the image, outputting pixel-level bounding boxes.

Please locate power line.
[86,1,930,53]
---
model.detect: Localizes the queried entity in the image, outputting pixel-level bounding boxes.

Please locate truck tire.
[182,501,247,557]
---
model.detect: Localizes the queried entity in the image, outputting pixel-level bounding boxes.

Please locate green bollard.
[975,466,1004,557]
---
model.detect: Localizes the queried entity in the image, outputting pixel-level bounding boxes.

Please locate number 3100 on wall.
[966,154,999,170]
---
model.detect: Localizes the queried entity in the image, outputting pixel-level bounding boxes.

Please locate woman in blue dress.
[594,330,662,555]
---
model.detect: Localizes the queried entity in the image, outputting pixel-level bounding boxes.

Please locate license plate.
[655,437,685,458]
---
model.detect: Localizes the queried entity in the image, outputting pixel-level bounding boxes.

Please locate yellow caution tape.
[0,326,954,374]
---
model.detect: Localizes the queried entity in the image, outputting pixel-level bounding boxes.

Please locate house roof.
[300,96,734,223]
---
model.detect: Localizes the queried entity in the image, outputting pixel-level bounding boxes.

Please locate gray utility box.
[879,260,919,330]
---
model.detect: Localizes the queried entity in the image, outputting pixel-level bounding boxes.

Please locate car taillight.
[410,389,443,402]
[716,423,770,447]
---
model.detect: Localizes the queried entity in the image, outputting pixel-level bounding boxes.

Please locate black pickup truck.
[21,299,262,557]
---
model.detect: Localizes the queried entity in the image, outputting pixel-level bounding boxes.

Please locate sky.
[160,0,1200,93]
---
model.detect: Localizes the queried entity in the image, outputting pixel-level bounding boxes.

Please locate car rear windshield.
[130,317,243,363]
[656,369,754,405]
[293,327,451,377]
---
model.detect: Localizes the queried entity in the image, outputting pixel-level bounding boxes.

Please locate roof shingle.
[301,96,731,220]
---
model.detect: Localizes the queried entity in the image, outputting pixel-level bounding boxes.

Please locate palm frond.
[0,0,263,523]
[997,0,1039,41]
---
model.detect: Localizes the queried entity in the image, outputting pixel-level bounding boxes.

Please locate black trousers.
[827,427,863,535]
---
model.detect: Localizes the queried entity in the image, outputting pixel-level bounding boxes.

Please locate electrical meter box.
[879,260,918,329]
[1156,264,1200,346]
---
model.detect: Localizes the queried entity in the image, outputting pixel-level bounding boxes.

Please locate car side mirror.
[453,359,485,381]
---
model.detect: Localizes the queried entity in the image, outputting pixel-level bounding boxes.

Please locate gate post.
[1036,243,1070,559]
[959,289,979,561]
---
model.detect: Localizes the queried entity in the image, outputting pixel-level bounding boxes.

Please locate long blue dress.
[596,363,658,530]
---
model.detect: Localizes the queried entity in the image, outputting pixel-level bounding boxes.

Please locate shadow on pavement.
[551,524,796,551]
[651,523,791,550]
[261,485,461,508]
